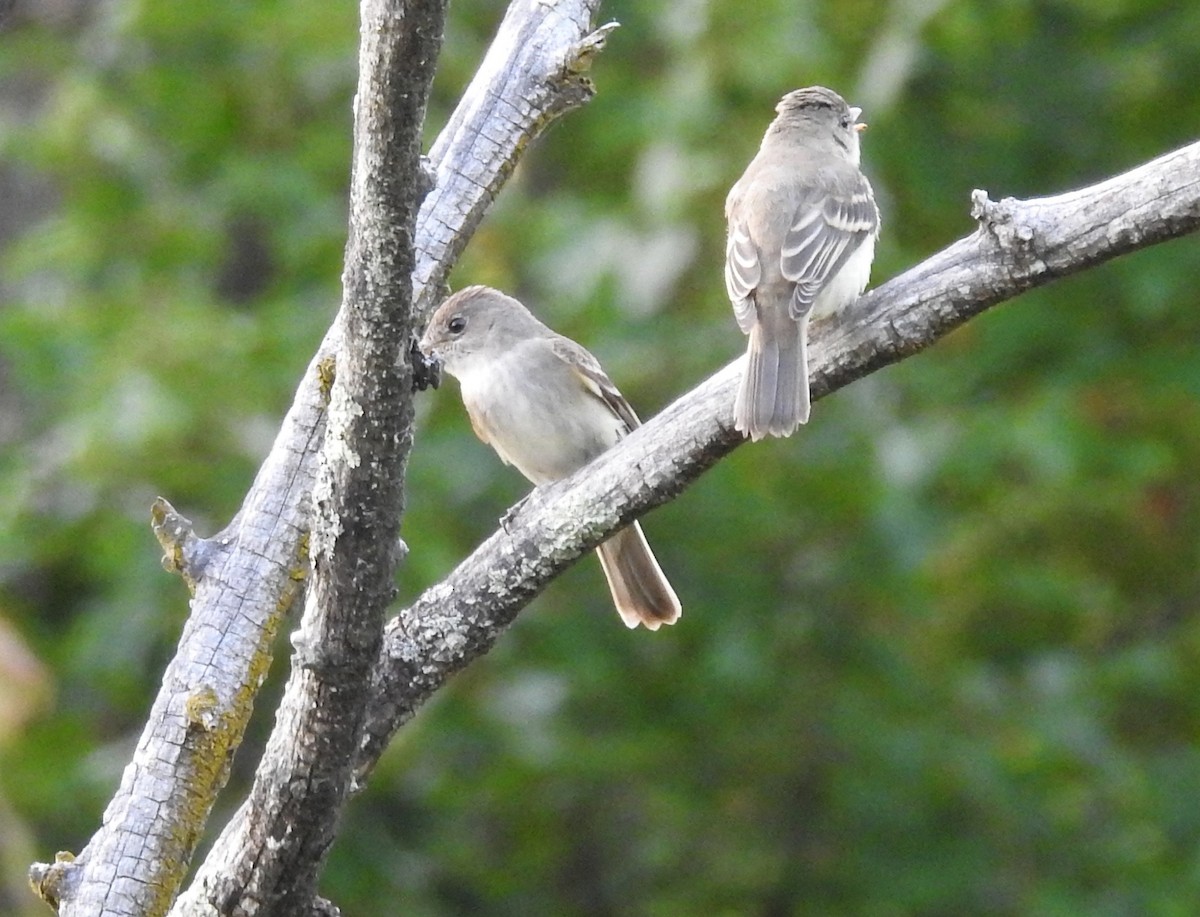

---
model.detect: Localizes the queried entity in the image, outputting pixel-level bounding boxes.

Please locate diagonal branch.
[356,140,1200,777]
[414,3,617,315]
[30,1,613,914]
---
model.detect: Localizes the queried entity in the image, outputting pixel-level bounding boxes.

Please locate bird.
[725,85,880,439]
[420,285,681,631]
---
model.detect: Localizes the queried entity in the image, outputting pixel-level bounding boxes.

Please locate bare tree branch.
[30,1,612,914]
[414,4,617,314]
[356,140,1200,776]
[166,0,447,913]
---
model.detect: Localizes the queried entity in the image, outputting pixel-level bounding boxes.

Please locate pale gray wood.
[31,1,611,914]
[166,0,447,913]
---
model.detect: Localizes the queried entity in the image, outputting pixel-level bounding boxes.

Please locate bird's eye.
[839,116,851,130]
[447,315,467,335]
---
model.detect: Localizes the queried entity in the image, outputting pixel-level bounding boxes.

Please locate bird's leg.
[500,492,534,533]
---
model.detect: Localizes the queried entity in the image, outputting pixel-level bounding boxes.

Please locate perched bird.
[420,285,681,631]
[725,85,880,439]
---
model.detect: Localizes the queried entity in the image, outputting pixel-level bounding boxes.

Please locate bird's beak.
[849,106,867,131]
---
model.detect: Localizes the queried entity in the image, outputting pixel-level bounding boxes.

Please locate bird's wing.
[551,336,641,434]
[780,171,878,320]
[724,219,762,334]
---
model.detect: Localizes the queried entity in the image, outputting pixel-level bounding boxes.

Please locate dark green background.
[2,0,1199,913]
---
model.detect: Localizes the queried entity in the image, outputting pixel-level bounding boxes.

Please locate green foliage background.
[2,0,1199,913]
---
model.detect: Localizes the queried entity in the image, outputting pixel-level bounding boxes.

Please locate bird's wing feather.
[550,336,641,433]
[780,172,878,320]
[724,220,761,333]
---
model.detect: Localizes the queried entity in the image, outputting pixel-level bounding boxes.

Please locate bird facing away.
[725,85,880,439]
[420,285,681,631]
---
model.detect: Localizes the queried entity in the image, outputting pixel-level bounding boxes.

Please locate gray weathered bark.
[166,0,446,913]
[29,1,612,914]
[354,139,1200,777]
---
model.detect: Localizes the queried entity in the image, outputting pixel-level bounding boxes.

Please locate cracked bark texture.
[30,1,611,914]
[354,139,1200,777]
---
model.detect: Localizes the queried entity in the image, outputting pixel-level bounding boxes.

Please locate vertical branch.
[29,2,614,914]
[168,1,447,914]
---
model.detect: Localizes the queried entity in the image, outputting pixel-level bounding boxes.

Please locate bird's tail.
[734,317,809,440]
[595,523,681,631]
